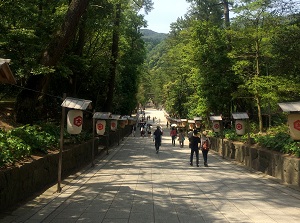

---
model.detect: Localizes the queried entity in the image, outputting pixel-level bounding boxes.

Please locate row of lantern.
[167,102,300,141]
[58,97,137,192]
[64,98,300,140]
[167,113,249,136]
[63,98,137,136]
[167,117,202,129]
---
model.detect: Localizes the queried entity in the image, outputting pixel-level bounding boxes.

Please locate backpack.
[202,139,210,150]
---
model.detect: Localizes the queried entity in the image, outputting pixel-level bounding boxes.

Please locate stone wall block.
[32,158,51,190]
[251,147,259,170]
[0,171,7,209]
[223,140,233,158]
[211,138,300,188]
[272,153,283,179]
[230,142,236,159]
[283,158,300,185]
[257,149,272,175]
[46,154,59,182]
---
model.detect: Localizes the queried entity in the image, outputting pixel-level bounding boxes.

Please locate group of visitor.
[135,119,211,167]
[169,126,210,167]
[188,129,210,167]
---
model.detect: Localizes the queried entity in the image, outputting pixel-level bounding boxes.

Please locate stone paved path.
[1,108,300,223]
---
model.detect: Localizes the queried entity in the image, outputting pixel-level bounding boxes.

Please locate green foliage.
[0,124,58,166]
[64,130,92,144]
[0,129,31,166]
[0,122,95,167]
[140,29,168,51]
[222,124,300,157]
[9,124,58,153]
[252,125,300,157]
[224,129,240,141]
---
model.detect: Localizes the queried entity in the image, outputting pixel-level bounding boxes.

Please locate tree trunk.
[255,95,263,133]
[70,10,88,96]
[255,38,262,132]
[223,0,230,28]
[14,0,90,124]
[103,3,121,112]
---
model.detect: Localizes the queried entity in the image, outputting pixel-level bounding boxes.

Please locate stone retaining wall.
[0,125,132,212]
[0,139,98,212]
[210,137,300,188]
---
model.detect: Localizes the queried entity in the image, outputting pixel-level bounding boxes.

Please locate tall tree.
[103,3,121,112]
[230,0,300,131]
[103,0,153,112]
[14,0,90,123]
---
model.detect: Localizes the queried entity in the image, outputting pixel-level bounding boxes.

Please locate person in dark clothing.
[153,126,163,153]
[189,130,200,167]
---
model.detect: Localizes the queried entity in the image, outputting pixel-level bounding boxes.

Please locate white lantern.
[287,113,300,140]
[111,120,117,131]
[119,120,126,128]
[67,110,83,134]
[195,120,201,128]
[96,120,106,135]
[212,121,221,133]
[235,120,245,135]
[181,120,187,127]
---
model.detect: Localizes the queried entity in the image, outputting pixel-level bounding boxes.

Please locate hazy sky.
[143,0,190,33]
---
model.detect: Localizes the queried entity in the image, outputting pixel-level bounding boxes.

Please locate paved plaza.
[1,108,300,223]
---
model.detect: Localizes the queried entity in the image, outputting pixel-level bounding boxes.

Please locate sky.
[143,0,191,34]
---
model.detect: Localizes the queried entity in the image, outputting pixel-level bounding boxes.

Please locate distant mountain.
[140,29,168,52]
[140,29,167,39]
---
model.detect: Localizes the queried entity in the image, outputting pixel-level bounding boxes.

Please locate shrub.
[9,125,58,153]
[223,129,239,141]
[0,122,93,167]
[242,124,299,157]
[221,124,300,157]
[0,129,31,165]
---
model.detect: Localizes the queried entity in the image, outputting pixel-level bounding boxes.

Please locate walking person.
[189,130,200,167]
[187,129,194,141]
[140,125,145,137]
[132,125,136,137]
[147,124,152,138]
[170,127,177,146]
[201,131,210,167]
[153,126,163,153]
[178,129,185,148]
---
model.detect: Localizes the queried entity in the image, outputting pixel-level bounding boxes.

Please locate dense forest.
[0,0,153,124]
[1,0,300,164]
[140,0,300,134]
